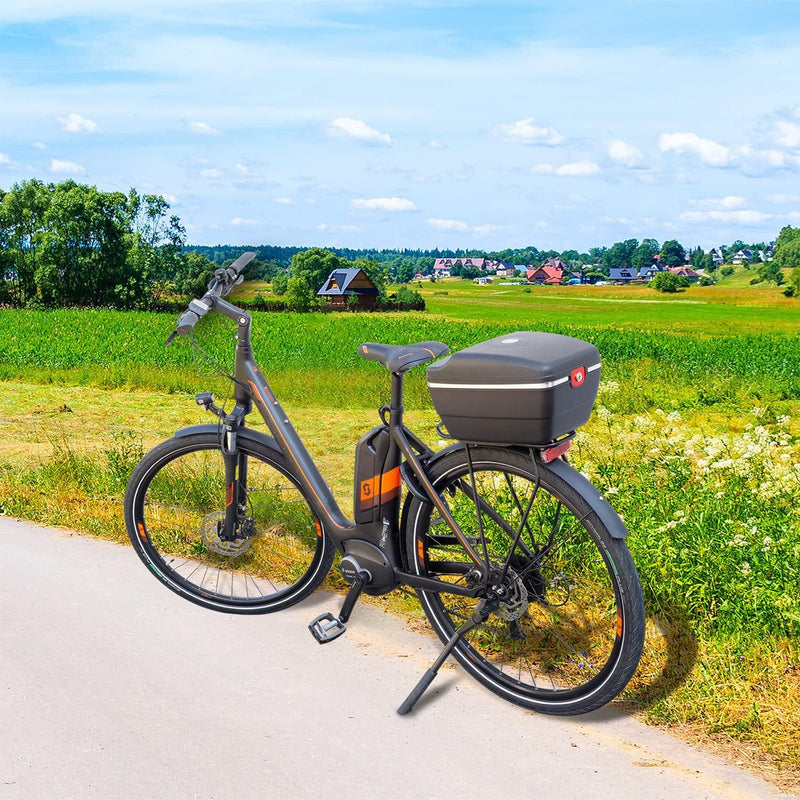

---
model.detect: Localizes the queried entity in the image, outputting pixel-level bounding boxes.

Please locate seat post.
[389,371,405,428]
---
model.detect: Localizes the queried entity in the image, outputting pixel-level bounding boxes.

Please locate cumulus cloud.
[608,139,644,168]
[317,223,360,233]
[50,158,85,173]
[200,168,223,178]
[679,209,772,225]
[188,120,219,136]
[687,196,746,210]
[427,218,470,232]
[328,117,391,146]
[350,197,416,211]
[492,117,564,146]
[532,160,600,177]
[659,132,731,167]
[57,113,100,134]
[772,120,800,149]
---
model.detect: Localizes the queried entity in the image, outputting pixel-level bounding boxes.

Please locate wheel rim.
[412,456,625,702]
[132,443,325,607]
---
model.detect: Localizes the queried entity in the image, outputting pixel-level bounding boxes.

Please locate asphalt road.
[0,517,795,800]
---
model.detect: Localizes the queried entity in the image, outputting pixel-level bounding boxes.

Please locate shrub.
[652,271,689,293]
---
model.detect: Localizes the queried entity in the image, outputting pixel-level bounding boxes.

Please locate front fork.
[196,393,250,542]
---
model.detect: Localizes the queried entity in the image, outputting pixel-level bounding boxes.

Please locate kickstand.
[397,598,494,715]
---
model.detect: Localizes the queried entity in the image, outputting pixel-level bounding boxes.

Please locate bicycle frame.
[209,296,485,599]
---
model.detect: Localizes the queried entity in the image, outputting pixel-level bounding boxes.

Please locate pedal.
[309,612,347,644]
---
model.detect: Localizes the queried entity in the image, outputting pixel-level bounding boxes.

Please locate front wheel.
[124,432,335,613]
[403,445,645,715]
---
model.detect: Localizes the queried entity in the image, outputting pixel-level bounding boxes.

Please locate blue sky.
[2,0,800,252]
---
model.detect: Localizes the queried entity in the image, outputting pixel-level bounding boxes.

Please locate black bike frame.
[210,296,485,598]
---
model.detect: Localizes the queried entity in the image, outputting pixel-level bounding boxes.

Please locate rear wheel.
[404,445,644,714]
[124,432,335,613]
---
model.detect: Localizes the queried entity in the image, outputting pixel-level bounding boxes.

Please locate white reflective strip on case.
[428,362,601,391]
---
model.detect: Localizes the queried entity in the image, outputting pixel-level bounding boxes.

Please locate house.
[526,266,562,285]
[542,257,569,272]
[638,264,668,280]
[317,268,379,309]
[474,276,493,285]
[608,267,637,283]
[732,249,754,264]
[708,248,724,266]
[433,257,487,276]
[668,266,700,282]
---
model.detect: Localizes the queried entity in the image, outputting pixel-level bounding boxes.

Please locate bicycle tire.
[403,445,645,715]
[124,431,335,614]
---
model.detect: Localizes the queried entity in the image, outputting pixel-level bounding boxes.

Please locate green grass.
[1,281,800,787]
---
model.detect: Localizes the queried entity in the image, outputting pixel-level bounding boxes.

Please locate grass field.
[1,272,799,790]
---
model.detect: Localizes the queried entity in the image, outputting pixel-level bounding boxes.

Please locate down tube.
[240,362,358,542]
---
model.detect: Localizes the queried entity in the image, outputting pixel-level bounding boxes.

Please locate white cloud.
[427,218,470,232]
[33,141,48,150]
[350,197,416,211]
[679,209,772,224]
[327,117,391,146]
[231,217,260,226]
[492,117,564,146]
[188,120,219,136]
[768,193,800,203]
[317,223,360,233]
[428,139,446,149]
[50,158,85,173]
[533,160,600,177]
[771,120,800,149]
[200,168,223,178]
[57,113,100,134]
[608,139,643,168]
[687,196,746,210]
[659,132,731,167]
[0,153,12,165]
[273,196,294,205]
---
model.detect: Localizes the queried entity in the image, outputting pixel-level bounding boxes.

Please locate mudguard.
[407,442,629,541]
[173,423,281,453]
[540,455,629,539]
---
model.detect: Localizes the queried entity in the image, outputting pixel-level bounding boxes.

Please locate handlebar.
[166,251,256,345]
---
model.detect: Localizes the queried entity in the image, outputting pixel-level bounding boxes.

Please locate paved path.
[0,517,795,800]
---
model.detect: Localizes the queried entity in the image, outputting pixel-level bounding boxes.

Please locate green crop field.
[1,277,799,789]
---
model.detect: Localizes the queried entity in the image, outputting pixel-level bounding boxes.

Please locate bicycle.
[124,252,645,716]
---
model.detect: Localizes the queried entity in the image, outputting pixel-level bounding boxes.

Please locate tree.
[285,275,312,311]
[631,239,659,272]
[659,240,687,268]
[271,272,288,296]
[602,239,638,272]
[652,271,689,293]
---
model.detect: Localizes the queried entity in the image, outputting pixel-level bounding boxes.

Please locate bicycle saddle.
[358,340,450,373]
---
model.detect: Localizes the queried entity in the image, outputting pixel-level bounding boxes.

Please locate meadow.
[0,275,799,789]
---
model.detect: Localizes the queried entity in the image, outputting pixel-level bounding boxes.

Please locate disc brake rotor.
[200,510,253,557]
[494,568,529,621]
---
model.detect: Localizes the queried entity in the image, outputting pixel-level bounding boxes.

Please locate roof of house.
[542,257,568,271]
[609,268,637,280]
[317,268,379,297]
[526,266,562,283]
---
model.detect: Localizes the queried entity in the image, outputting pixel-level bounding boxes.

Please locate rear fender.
[543,456,629,539]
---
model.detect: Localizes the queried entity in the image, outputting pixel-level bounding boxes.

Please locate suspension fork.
[220,406,249,541]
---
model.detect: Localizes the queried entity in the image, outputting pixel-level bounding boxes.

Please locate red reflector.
[542,440,572,463]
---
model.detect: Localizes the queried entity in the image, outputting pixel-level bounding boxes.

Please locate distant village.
[426,247,774,286]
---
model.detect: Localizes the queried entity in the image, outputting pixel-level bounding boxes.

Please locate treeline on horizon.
[2,178,800,310]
